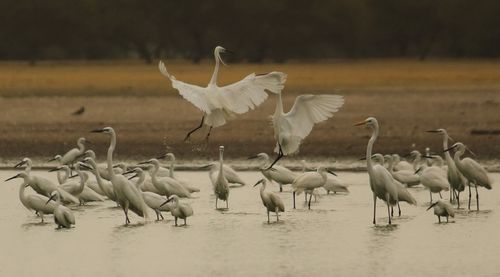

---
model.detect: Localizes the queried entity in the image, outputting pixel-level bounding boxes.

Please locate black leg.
[279,184,283,192]
[215,198,218,209]
[438,216,441,223]
[398,202,401,217]
[267,143,284,170]
[267,211,270,223]
[439,191,443,199]
[475,185,479,211]
[293,191,296,209]
[205,127,213,144]
[373,194,377,225]
[184,116,205,142]
[226,199,228,209]
[308,193,313,210]
[175,217,178,226]
[468,183,472,210]
[456,191,460,209]
[391,206,394,217]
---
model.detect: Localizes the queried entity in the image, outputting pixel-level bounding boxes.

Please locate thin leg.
[430,191,433,203]
[438,216,441,223]
[308,193,313,210]
[475,185,479,211]
[160,212,164,220]
[204,126,213,144]
[391,206,394,217]
[468,182,472,210]
[279,184,283,192]
[155,210,160,221]
[184,116,205,142]
[439,191,443,199]
[267,211,270,223]
[327,190,330,195]
[373,194,377,224]
[184,218,187,226]
[398,202,401,216]
[456,191,460,209]
[449,189,453,203]
[385,195,391,225]
[267,143,284,170]
[276,208,279,222]
[226,199,228,209]
[446,216,449,223]
[40,212,44,223]
[215,198,218,209]
[175,217,178,226]
[293,191,296,209]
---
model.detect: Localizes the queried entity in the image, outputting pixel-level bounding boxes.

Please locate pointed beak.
[253,179,264,187]
[136,161,150,165]
[414,167,423,174]
[79,163,93,170]
[421,155,434,159]
[359,157,367,161]
[156,154,167,160]
[68,174,78,179]
[4,174,20,182]
[13,160,26,168]
[224,49,235,54]
[122,169,135,175]
[198,164,212,169]
[159,198,173,208]
[354,121,365,127]
[327,170,337,176]
[48,167,60,172]
[247,155,258,160]
[426,130,440,133]
[47,157,57,162]
[84,140,93,145]
[426,202,438,211]
[443,145,457,153]
[45,194,56,205]
[91,129,104,133]
[128,174,138,180]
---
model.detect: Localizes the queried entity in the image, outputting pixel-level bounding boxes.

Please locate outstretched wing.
[217,72,287,114]
[283,94,344,139]
[159,61,211,114]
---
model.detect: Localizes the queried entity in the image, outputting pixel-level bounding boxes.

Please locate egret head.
[14,158,30,168]
[47,154,62,162]
[78,137,92,145]
[214,46,233,66]
[354,117,378,129]
[84,150,96,159]
[317,166,337,176]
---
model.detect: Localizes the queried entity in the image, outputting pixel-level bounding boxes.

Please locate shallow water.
[0,170,499,277]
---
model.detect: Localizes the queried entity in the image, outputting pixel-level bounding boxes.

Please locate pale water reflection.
[0,170,499,277]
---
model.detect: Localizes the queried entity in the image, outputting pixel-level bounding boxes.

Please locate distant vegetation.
[1,0,500,64]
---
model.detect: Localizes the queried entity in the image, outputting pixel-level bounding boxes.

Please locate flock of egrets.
[3,46,493,228]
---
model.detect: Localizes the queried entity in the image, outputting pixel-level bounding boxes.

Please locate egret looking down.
[254,179,285,223]
[159,46,287,142]
[46,191,76,229]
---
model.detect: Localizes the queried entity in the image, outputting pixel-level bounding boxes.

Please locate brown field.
[1,60,500,164]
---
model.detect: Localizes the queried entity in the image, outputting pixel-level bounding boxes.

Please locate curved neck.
[19,183,27,204]
[135,173,146,190]
[453,148,465,168]
[442,133,453,165]
[387,158,394,172]
[151,163,159,183]
[169,159,175,178]
[219,150,224,177]
[107,132,116,178]
[91,160,106,187]
[209,52,221,85]
[366,125,378,174]
[24,160,32,174]
[77,140,85,152]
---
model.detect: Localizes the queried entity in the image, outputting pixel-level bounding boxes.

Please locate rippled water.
[0,170,499,277]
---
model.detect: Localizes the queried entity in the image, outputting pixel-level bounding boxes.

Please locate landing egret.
[254,179,285,223]
[385,155,420,187]
[59,137,90,167]
[91,127,149,224]
[292,166,335,210]
[248,152,296,192]
[15,158,79,205]
[355,117,398,225]
[415,166,450,203]
[213,146,230,209]
[445,142,492,211]
[159,46,287,141]
[427,200,455,223]
[267,89,344,168]
[82,157,117,202]
[139,158,191,199]
[163,153,200,193]
[427,129,466,208]
[5,173,56,222]
[46,191,75,228]
[128,168,174,221]
[160,195,193,226]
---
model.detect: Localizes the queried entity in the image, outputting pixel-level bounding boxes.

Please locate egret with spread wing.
[159,46,287,141]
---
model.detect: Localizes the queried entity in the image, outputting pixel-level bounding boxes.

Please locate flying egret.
[392,154,413,172]
[14,158,79,205]
[427,129,466,208]
[163,153,200,193]
[138,158,191,199]
[58,137,90,167]
[159,46,287,141]
[445,142,492,211]
[160,195,193,226]
[427,200,455,223]
[355,117,398,225]
[46,191,76,228]
[254,179,285,223]
[385,155,420,187]
[213,146,230,209]
[128,168,174,221]
[248,152,296,192]
[415,165,450,203]
[292,166,335,210]
[91,127,149,224]
[266,89,344,168]
[81,157,117,203]
[5,173,56,222]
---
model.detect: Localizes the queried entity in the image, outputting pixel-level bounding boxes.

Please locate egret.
[427,129,466,208]
[427,200,455,223]
[267,89,344,168]
[445,142,492,211]
[14,158,79,205]
[51,163,105,205]
[415,166,450,203]
[213,146,230,209]
[139,158,191,199]
[160,195,193,226]
[292,166,335,210]
[163,153,200,193]
[46,191,75,228]
[81,157,117,202]
[159,46,287,141]
[136,164,163,195]
[5,173,56,222]
[59,137,90,167]
[201,163,247,187]
[128,168,174,221]
[254,179,285,223]
[82,150,114,181]
[248,152,296,192]
[385,155,420,187]
[355,117,398,225]
[299,160,326,200]
[48,154,66,184]
[392,154,413,172]
[91,127,149,224]
[409,150,424,171]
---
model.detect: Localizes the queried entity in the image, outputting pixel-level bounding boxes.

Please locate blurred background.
[1,0,500,163]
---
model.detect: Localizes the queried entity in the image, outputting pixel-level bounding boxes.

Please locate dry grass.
[1,60,500,162]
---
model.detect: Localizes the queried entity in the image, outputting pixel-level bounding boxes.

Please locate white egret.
[59,137,90,167]
[139,158,191,199]
[427,200,455,223]
[91,127,149,224]
[409,150,425,171]
[82,157,117,202]
[46,191,76,228]
[415,166,450,203]
[128,168,174,221]
[254,179,285,223]
[201,163,247,187]
[160,195,193,226]
[52,163,105,204]
[385,155,420,187]
[392,154,413,171]
[427,129,466,208]
[159,46,287,141]
[5,173,56,222]
[292,166,334,210]
[445,142,492,211]
[213,146,230,209]
[48,154,66,183]
[14,158,79,205]
[163,153,200,193]
[355,117,398,225]
[137,164,163,195]
[267,89,344,168]
[82,149,115,181]
[248,152,296,192]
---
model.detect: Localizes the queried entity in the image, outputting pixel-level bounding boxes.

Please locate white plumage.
[60,137,88,166]
[161,195,193,226]
[254,179,285,223]
[248,152,296,192]
[427,200,455,223]
[292,166,332,210]
[213,146,230,209]
[46,191,76,228]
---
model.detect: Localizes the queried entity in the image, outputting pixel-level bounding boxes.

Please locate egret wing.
[282,94,344,139]
[217,72,287,114]
[269,193,285,212]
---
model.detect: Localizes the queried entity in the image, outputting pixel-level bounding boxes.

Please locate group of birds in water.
[4,45,494,228]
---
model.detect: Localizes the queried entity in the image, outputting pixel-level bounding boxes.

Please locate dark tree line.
[1,0,500,63]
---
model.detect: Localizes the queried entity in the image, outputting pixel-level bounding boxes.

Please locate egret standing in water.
[46,191,76,229]
[445,142,492,211]
[254,179,285,223]
[91,127,149,224]
[160,195,193,226]
[292,166,334,210]
[159,46,287,142]
[267,90,344,168]
[355,117,398,225]
[427,200,455,223]
[213,146,230,209]
[248,152,296,192]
